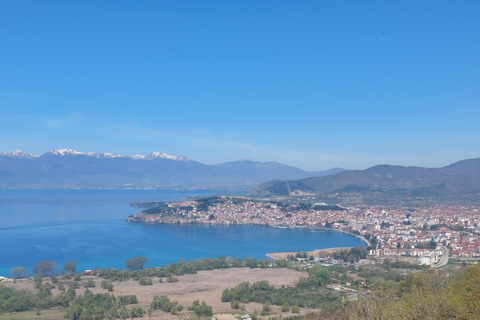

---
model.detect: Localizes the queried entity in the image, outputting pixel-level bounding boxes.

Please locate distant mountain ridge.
[0,148,191,161]
[247,158,480,203]
[0,149,341,189]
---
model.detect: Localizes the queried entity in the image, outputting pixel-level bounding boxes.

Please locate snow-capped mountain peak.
[47,149,86,156]
[176,155,190,161]
[0,150,38,159]
[85,152,125,159]
[2,148,190,162]
[132,152,190,161]
[47,149,126,158]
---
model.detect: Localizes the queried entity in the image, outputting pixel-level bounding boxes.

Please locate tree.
[63,261,77,274]
[191,301,213,317]
[34,274,42,289]
[383,259,392,272]
[33,261,57,277]
[10,266,28,279]
[245,257,258,268]
[125,257,147,271]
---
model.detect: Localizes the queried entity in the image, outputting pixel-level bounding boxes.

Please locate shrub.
[84,279,96,288]
[101,280,114,291]
[139,277,153,286]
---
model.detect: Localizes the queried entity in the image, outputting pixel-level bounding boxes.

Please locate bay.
[0,190,366,277]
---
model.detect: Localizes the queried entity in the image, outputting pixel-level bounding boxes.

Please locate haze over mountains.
[248,158,480,204]
[2,149,479,202]
[0,149,343,189]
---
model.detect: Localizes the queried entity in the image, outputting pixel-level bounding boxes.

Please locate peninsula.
[127,196,480,264]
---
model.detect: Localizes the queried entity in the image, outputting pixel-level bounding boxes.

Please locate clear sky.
[1,1,479,171]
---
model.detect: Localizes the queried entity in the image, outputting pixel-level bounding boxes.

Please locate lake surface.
[0,190,366,277]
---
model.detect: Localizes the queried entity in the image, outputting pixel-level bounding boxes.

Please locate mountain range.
[247,157,480,204]
[0,149,343,189]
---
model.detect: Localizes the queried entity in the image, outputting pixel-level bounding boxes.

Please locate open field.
[0,308,65,320]
[3,268,312,320]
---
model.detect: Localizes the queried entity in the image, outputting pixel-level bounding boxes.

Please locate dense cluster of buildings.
[132,198,480,262]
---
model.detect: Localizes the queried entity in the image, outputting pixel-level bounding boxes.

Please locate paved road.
[434,245,449,268]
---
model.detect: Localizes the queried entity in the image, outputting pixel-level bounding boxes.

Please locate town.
[128,196,480,266]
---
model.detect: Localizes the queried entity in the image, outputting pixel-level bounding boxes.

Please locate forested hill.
[248,157,480,204]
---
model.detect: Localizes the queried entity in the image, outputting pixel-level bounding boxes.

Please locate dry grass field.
[4,268,315,320]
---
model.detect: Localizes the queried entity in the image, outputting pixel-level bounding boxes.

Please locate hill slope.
[248,158,480,203]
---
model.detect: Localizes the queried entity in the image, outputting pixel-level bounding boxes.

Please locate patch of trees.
[286,252,312,262]
[149,295,182,315]
[101,281,114,291]
[313,205,346,211]
[0,280,77,313]
[138,278,152,286]
[356,265,404,285]
[194,197,221,212]
[297,266,331,289]
[0,284,35,312]
[381,221,391,229]
[231,197,250,204]
[189,299,213,317]
[101,256,273,281]
[222,268,342,310]
[63,261,77,274]
[333,246,367,263]
[130,201,167,208]
[286,203,312,212]
[141,203,171,215]
[33,261,57,277]
[126,257,147,271]
[65,290,143,320]
[415,240,437,249]
[10,266,28,279]
[83,279,96,288]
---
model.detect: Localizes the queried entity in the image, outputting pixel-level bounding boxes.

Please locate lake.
[0,189,366,277]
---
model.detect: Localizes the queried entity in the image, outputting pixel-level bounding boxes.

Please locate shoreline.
[131,217,371,248]
[332,228,371,247]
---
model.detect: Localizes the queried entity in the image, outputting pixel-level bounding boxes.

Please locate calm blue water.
[0,190,365,277]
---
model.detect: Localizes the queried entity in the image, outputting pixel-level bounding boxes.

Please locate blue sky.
[1,1,479,171]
